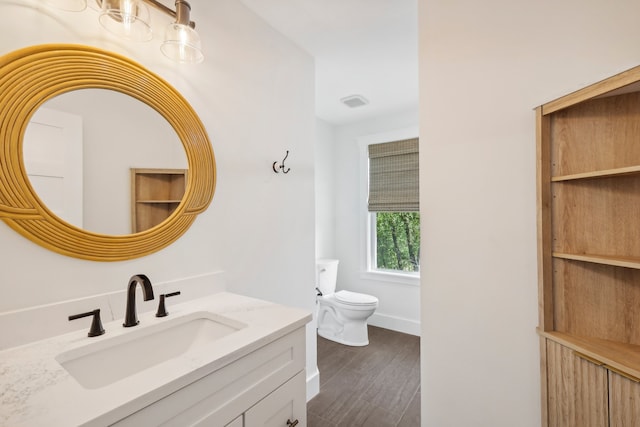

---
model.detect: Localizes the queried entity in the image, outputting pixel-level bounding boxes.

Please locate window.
[367,138,420,275]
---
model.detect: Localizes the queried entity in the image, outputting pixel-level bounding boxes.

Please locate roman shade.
[367,137,419,212]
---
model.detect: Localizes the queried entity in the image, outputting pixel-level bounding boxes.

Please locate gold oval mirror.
[0,44,216,261]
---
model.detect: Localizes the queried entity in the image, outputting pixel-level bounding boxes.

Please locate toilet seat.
[333,290,378,306]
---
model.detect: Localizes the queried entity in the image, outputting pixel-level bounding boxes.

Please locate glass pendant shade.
[99,0,152,42]
[161,23,204,64]
[87,0,103,11]
[43,0,87,12]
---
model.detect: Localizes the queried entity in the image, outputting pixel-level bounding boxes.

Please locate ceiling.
[238,0,419,126]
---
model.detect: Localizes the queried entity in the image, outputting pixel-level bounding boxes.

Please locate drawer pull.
[287,420,299,427]
[573,351,604,366]
[606,365,640,383]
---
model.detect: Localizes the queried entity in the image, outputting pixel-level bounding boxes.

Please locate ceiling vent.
[340,94,369,108]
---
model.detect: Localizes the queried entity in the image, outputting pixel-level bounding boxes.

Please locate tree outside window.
[375,212,420,272]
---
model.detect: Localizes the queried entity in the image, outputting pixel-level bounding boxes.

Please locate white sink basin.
[56,311,246,389]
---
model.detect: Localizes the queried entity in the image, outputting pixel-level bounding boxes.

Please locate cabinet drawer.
[243,370,306,427]
[114,327,305,427]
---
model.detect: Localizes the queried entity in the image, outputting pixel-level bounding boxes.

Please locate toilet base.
[317,328,369,346]
[317,315,371,346]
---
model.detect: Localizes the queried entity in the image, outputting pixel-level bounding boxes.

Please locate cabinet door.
[546,340,608,427]
[609,369,640,427]
[244,371,306,427]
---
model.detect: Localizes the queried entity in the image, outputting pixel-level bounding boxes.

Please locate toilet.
[316,259,378,346]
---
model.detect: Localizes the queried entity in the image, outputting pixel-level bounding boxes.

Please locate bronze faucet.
[123,274,154,327]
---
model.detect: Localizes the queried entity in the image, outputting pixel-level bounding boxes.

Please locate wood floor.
[307,326,421,426]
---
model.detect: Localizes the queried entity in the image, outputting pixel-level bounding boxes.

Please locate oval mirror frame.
[0,44,216,261]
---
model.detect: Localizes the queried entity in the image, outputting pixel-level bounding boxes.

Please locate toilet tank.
[316,259,339,296]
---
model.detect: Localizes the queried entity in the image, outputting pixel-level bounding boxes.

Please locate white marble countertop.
[0,292,311,427]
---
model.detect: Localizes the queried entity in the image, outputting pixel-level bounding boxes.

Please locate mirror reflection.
[24,89,187,235]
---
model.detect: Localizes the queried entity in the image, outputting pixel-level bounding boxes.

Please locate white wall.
[322,109,421,335]
[419,0,640,425]
[0,0,318,398]
[315,118,335,259]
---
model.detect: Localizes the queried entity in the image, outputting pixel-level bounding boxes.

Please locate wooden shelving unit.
[131,168,187,233]
[537,67,640,426]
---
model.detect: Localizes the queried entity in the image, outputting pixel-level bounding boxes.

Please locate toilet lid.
[334,290,378,305]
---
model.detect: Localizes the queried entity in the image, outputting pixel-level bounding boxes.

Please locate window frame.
[358,126,420,286]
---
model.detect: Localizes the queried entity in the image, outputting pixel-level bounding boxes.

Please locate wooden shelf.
[552,165,640,182]
[539,330,640,382]
[553,252,640,270]
[131,168,187,233]
[136,200,183,204]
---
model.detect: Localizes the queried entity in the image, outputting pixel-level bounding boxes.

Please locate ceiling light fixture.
[45,0,204,64]
[340,94,369,108]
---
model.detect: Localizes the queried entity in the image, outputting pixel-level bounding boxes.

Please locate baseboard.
[306,366,320,401]
[368,312,420,336]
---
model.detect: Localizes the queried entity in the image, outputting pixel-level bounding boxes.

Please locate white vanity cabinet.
[112,327,306,427]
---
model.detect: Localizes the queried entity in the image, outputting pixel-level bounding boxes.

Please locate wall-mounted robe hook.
[273,150,291,174]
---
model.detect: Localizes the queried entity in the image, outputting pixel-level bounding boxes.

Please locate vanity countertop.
[0,292,311,427]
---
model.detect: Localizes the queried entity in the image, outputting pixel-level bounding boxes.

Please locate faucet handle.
[156,291,181,317]
[68,309,105,337]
